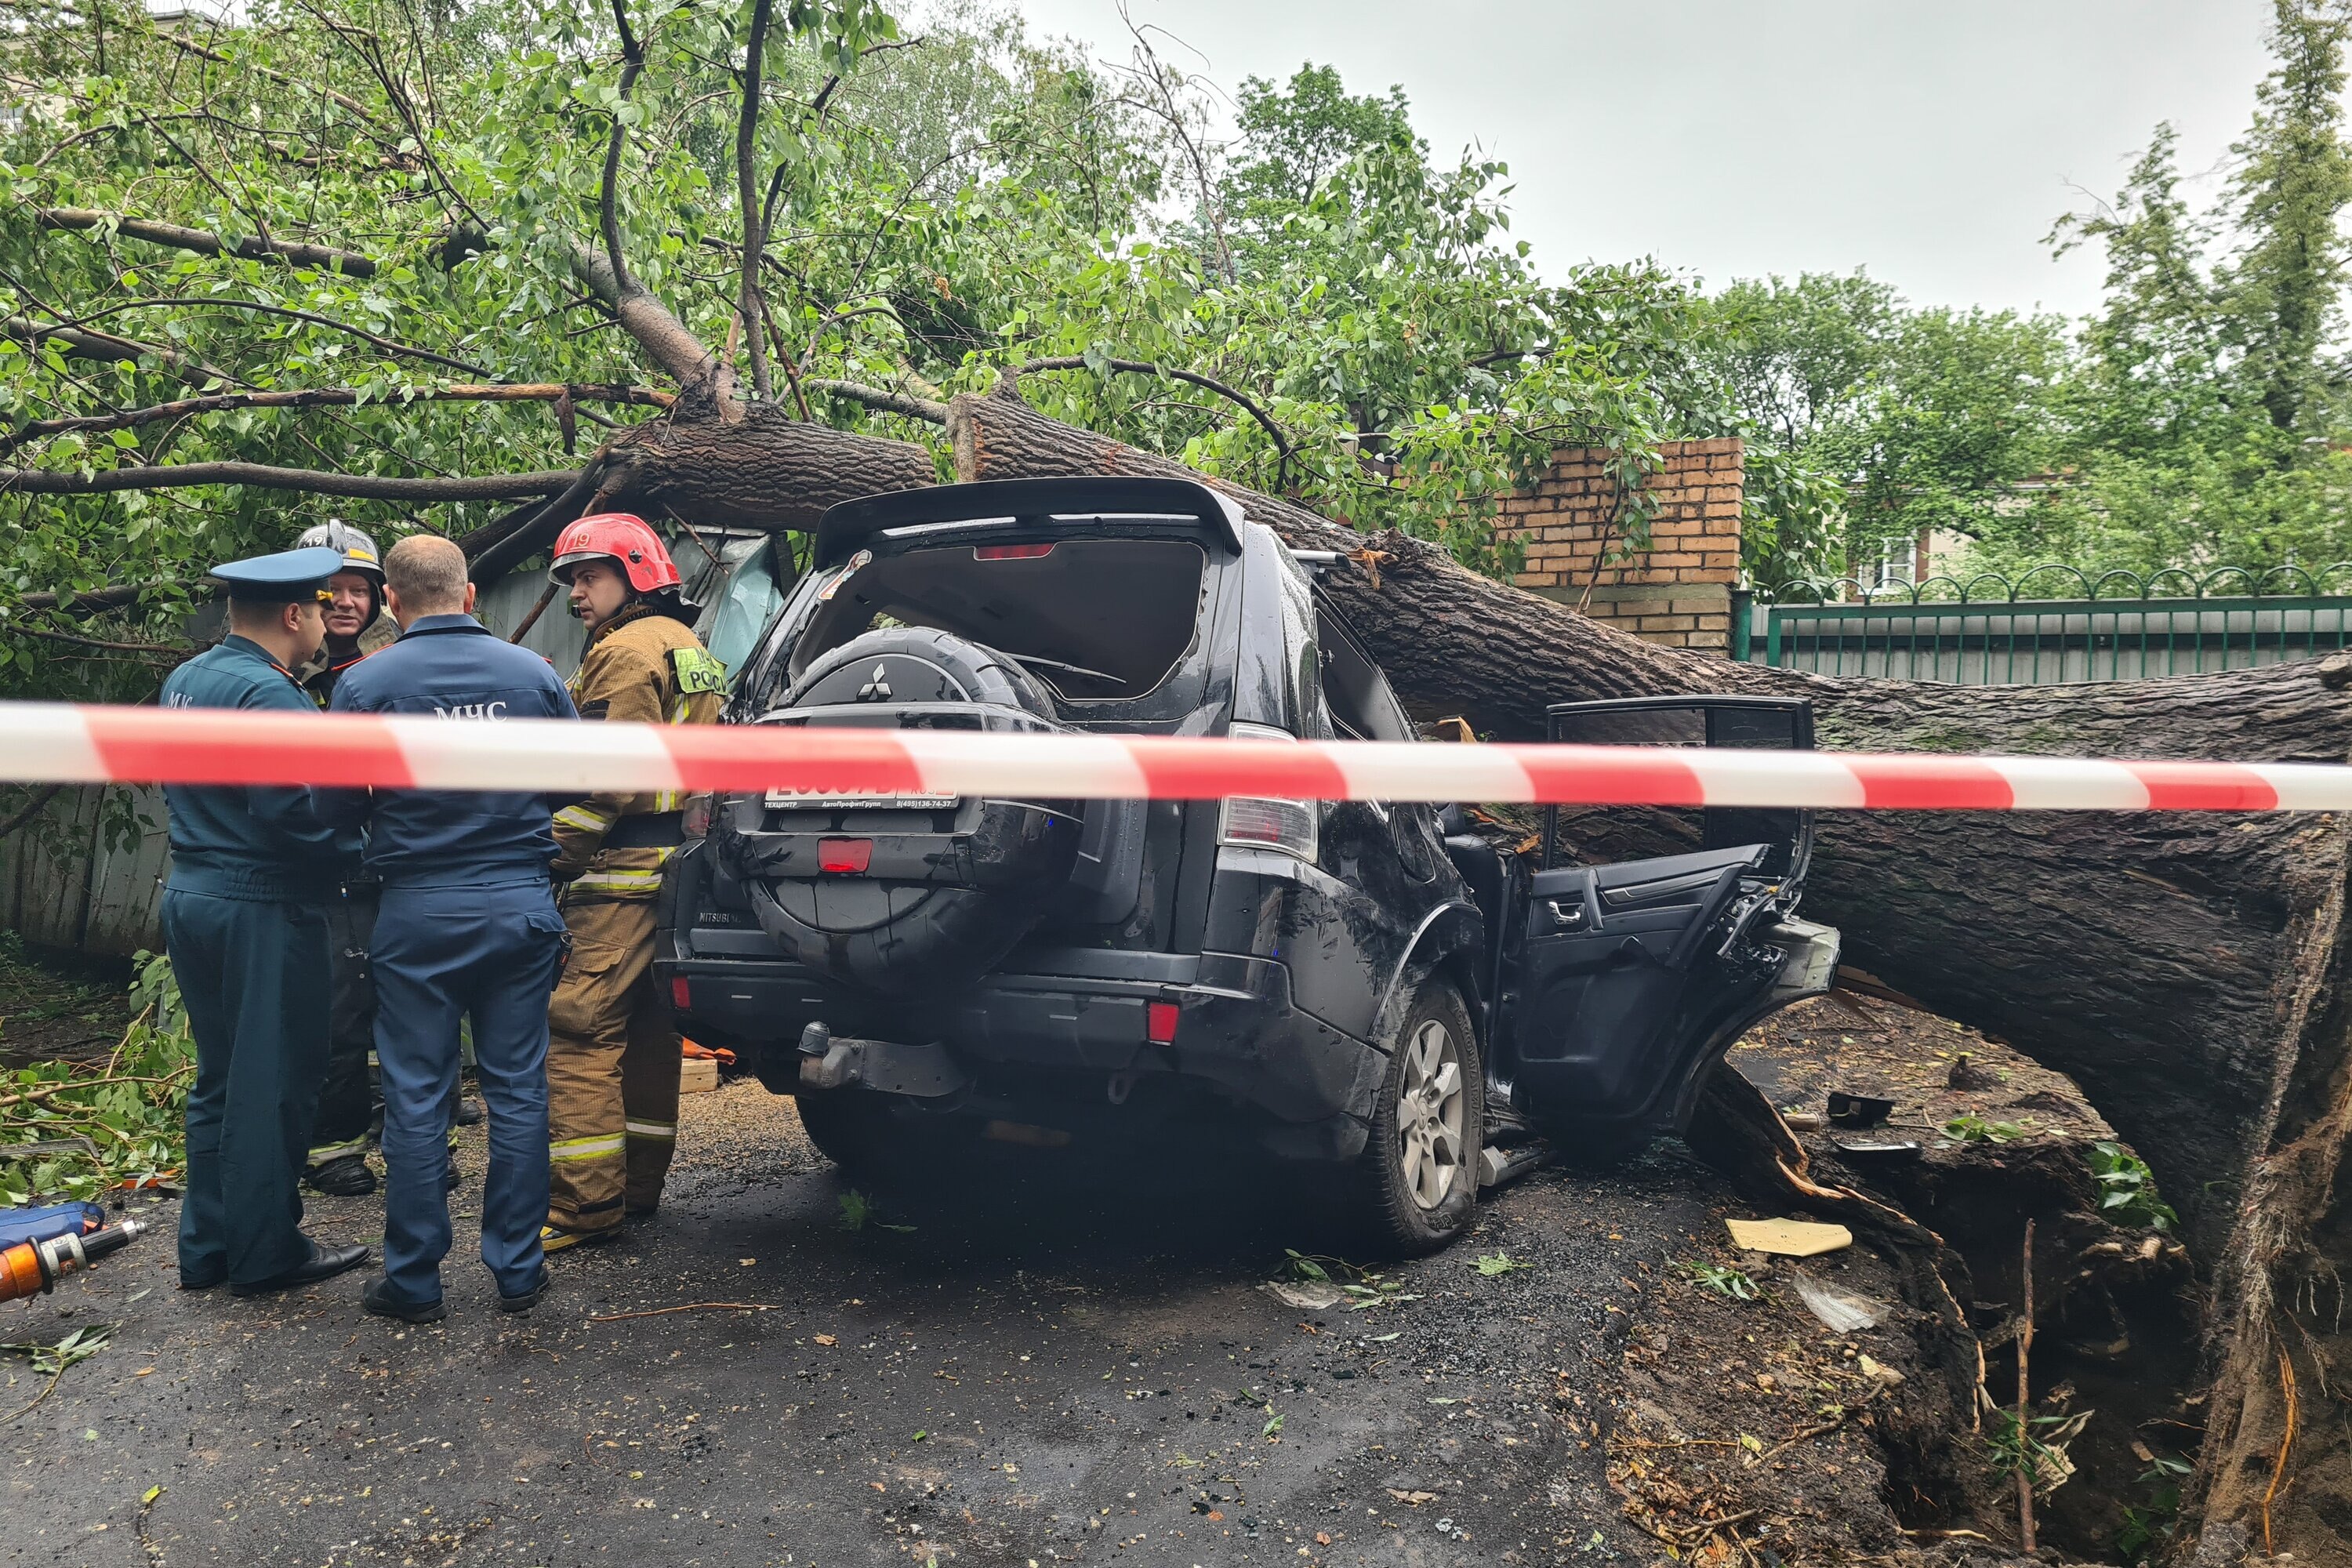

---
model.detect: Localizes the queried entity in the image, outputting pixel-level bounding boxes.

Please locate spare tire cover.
[751,627,1077,993]
[784,625,1062,715]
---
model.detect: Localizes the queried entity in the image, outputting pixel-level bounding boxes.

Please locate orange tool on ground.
[0,1214,147,1304]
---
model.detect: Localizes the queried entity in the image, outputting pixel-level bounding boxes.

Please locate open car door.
[1491,697,1839,1150]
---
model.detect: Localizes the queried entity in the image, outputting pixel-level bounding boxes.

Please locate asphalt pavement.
[3,1080,1738,1568]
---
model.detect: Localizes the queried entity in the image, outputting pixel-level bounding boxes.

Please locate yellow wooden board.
[1726,1217,1853,1257]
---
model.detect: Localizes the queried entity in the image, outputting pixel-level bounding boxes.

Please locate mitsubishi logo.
[856,662,893,701]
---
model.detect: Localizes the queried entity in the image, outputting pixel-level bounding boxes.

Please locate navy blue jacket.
[316,615,578,887]
[161,636,355,900]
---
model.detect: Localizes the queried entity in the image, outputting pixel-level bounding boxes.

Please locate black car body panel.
[656,479,1838,1172]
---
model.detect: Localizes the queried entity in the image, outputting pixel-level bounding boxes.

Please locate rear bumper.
[656,943,1381,1133]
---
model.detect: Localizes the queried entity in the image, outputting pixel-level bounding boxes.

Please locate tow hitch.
[796,1022,970,1098]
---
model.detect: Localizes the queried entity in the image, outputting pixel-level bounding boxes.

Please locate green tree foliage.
[1699,273,2068,589]
[1722,0,2352,590]
[0,1,1809,695]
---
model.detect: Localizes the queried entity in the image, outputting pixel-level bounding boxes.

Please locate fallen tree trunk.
[456,402,938,582]
[938,378,2352,1563]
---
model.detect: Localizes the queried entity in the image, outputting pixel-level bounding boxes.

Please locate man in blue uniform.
[317,535,576,1321]
[161,546,373,1297]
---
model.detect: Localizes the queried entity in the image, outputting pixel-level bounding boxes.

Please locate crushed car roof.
[813,477,1248,568]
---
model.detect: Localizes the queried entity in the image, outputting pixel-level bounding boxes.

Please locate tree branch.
[1014,355,1294,466]
[5,383,672,450]
[803,379,946,423]
[151,27,379,125]
[0,786,64,844]
[10,583,157,616]
[574,2,741,416]
[568,245,735,412]
[601,0,647,298]
[56,296,499,379]
[0,461,578,500]
[37,207,378,278]
[1,314,236,392]
[9,622,189,656]
[734,0,775,401]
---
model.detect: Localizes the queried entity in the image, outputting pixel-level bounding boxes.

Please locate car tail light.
[818,837,873,874]
[1217,796,1319,860]
[975,543,1054,561]
[681,793,716,840]
[1145,1000,1180,1045]
[670,976,692,1011]
[1218,721,1319,861]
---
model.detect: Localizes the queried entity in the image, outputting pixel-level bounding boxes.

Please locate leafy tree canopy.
[1717,0,2352,593]
[0,0,1817,694]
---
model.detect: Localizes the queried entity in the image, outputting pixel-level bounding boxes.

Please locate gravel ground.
[0,1073,1999,1568]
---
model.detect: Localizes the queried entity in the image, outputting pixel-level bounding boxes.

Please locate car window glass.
[1546,705,1804,875]
[697,536,786,681]
[1316,608,1413,742]
[1273,561,1330,739]
[787,539,1207,702]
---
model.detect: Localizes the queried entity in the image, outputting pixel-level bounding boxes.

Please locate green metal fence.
[1755,565,2352,684]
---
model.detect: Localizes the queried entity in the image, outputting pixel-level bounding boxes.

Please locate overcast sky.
[1011,0,2281,319]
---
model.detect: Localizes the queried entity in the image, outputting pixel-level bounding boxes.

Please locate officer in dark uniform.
[160,546,372,1297]
[315,536,576,1322]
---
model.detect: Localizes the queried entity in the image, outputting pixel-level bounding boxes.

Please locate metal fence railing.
[1755,564,2352,684]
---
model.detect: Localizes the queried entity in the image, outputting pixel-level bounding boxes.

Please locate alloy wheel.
[1395,1017,1467,1209]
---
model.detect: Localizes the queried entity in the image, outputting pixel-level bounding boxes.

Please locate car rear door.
[1495,697,1817,1140]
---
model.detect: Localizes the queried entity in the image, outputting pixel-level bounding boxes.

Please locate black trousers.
[165,887,330,1287]
[307,884,379,1169]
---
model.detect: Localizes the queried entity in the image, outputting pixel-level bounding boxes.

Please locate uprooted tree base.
[934,381,2352,1563]
[395,379,2348,1555]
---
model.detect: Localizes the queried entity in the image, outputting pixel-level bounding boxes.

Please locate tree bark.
[456,402,937,583]
[940,380,2352,1563]
[37,207,379,277]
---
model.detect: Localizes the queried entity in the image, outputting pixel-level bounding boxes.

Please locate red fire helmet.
[548,513,683,594]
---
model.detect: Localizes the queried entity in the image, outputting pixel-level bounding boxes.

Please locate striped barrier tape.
[0,701,2341,811]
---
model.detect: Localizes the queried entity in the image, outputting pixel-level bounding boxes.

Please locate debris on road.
[2,1320,114,1421]
[1790,1273,1886,1332]
[1723,1217,1852,1257]
[1258,1279,1341,1311]
[584,1302,777,1322]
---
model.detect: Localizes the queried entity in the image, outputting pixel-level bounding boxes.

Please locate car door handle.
[1544,898,1586,928]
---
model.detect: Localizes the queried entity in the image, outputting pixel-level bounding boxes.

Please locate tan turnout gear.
[545,603,726,1235]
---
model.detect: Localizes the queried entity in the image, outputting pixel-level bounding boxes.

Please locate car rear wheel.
[1352,973,1484,1255]
[793,1089,896,1176]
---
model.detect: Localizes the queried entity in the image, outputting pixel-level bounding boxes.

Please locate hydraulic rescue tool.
[0,1205,147,1303]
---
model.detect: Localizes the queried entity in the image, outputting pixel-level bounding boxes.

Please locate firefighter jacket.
[550,604,727,900]
[296,609,397,707]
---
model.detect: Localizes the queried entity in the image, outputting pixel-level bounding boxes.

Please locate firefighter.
[539,514,725,1251]
[292,521,398,1199]
[292,520,397,709]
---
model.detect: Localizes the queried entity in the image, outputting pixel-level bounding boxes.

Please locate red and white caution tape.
[0,702,2341,811]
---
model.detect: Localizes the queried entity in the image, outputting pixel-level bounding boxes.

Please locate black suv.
[655,477,1839,1252]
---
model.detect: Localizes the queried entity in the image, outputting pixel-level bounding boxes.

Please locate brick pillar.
[1497,437,1744,654]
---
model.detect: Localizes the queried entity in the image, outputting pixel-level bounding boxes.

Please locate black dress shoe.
[455,1095,485,1127]
[177,1268,225,1292]
[497,1265,551,1315]
[361,1274,448,1323]
[444,1156,462,1192]
[228,1240,372,1297]
[306,1155,378,1197]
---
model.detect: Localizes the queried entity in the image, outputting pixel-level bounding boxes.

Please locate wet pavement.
[5,1080,1752,1568]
